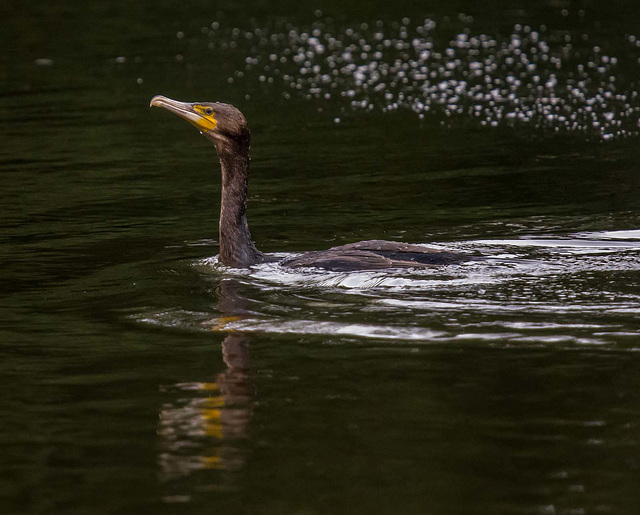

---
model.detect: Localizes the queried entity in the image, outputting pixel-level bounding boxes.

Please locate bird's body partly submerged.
[150,95,470,271]
[281,240,465,271]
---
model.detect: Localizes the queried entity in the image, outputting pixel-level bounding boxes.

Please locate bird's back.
[281,240,469,271]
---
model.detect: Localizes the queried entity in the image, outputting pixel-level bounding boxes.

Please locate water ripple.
[135,230,640,346]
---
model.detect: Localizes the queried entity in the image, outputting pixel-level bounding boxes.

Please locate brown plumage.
[150,95,470,271]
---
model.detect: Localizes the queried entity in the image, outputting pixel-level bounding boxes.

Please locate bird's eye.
[205,108,214,116]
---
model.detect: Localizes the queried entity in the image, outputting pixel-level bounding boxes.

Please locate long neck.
[217,146,262,267]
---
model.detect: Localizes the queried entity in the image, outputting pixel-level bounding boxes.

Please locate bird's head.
[150,95,250,154]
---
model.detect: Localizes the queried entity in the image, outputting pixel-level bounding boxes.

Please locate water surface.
[2,1,640,513]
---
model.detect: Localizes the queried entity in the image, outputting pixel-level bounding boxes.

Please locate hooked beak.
[150,95,217,133]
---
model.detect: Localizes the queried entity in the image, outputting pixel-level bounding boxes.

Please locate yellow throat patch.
[192,105,218,132]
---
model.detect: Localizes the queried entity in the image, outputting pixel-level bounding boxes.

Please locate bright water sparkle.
[192,15,640,140]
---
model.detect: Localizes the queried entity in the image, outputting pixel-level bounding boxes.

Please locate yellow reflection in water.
[158,334,253,482]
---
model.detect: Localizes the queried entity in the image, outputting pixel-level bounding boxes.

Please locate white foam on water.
[134,231,640,346]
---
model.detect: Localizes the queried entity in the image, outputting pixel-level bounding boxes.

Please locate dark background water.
[2,1,640,513]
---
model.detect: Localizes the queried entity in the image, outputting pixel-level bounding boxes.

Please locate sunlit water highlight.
[184,15,640,139]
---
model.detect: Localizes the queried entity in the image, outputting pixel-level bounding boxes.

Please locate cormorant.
[150,95,469,271]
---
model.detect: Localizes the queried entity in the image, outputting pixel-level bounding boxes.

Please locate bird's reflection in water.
[157,279,255,488]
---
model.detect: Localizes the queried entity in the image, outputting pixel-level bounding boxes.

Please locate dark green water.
[3,1,640,513]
